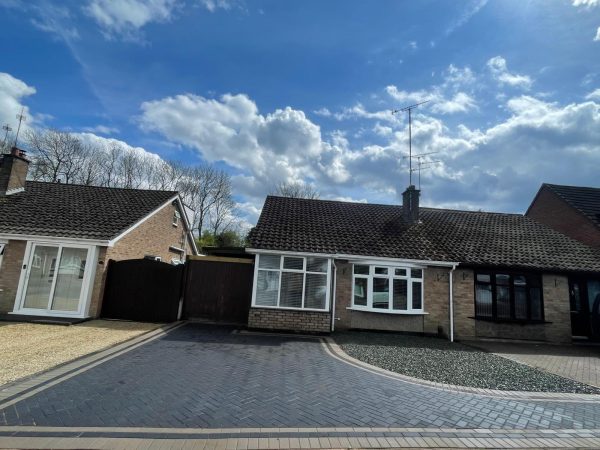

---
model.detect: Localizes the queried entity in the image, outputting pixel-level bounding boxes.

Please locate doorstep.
[0,314,88,326]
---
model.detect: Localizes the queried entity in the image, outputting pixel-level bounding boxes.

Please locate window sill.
[470,316,550,325]
[251,305,330,313]
[347,307,428,315]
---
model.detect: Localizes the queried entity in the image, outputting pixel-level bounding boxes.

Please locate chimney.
[402,185,420,225]
[0,147,29,196]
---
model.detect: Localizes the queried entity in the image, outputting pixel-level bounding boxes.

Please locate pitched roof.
[249,195,600,273]
[0,181,178,241]
[543,183,600,230]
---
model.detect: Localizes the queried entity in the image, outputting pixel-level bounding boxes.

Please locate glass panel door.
[51,247,88,311]
[23,245,59,309]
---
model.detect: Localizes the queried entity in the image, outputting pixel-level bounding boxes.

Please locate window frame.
[252,253,331,312]
[474,270,545,323]
[351,263,425,314]
[0,241,6,271]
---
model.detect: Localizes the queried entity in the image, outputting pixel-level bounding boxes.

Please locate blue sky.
[1,0,599,227]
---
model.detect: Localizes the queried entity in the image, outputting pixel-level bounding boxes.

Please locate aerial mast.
[392,100,430,186]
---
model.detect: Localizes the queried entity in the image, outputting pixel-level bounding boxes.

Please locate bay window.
[475,271,544,322]
[253,254,330,311]
[352,264,424,313]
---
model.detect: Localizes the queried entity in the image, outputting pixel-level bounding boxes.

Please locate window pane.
[394,268,407,276]
[255,270,279,306]
[306,257,327,273]
[280,272,303,308]
[283,257,304,270]
[374,267,388,275]
[475,284,492,317]
[411,269,422,278]
[51,247,87,312]
[570,283,581,311]
[305,273,327,309]
[497,286,511,318]
[412,281,422,309]
[353,277,368,306]
[476,274,490,283]
[514,286,527,319]
[353,265,369,275]
[23,245,59,310]
[393,279,407,310]
[259,254,280,269]
[496,274,510,285]
[514,275,526,286]
[530,287,542,320]
[373,278,389,309]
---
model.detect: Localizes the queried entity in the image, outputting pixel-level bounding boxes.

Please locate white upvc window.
[252,253,331,311]
[352,264,424,314]
[0,242,6,271]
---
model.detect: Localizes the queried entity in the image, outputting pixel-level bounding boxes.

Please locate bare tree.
[272,181,320,199]
[26,129,86,183]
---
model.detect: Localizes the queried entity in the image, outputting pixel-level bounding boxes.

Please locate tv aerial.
[392,100,430,186]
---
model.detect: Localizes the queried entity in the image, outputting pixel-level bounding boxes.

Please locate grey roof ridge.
[25,180,178,196]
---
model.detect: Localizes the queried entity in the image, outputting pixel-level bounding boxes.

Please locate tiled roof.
[249,196,600,273]
[0,181,178,241]
[544,183,600,230]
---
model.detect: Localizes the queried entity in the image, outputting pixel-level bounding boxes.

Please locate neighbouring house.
[0,147,197,320]
[526,183,600,339]
[246,185,600,343]
[526,183,600,248]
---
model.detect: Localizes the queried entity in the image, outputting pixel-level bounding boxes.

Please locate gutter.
[449,263,458,343]
[331,260,337,332]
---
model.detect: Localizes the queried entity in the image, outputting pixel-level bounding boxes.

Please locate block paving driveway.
[1,323,600,430]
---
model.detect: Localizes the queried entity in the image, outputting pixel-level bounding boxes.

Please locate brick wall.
[248,307,331,333]
[0,240,26,313]
[452,268,572,343]
[527,187,600,248]
[106,202,190,263]
[334,260,452,335]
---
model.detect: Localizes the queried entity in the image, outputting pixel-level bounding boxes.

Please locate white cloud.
[572,0,599,7]
[199,0,236,12]
[487,56,533,89]
[0,73,37,144]
[595,26,600,41]
[81,125,120,135]
[445,0,488,36]
[585,88,600,100]
[84,0,179,40]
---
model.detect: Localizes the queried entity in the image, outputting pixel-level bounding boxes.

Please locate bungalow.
[0,147,197,320]
[246,185,600,343]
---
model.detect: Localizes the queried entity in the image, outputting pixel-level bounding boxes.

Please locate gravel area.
[0,320,162,386]
[334,331,600,394]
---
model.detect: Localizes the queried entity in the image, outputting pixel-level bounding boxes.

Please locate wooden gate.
[101,259,184,322]
[183,256,254,324]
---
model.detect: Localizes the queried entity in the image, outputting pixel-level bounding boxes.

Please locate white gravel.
[334,331,600,394]
[0,320,162,386]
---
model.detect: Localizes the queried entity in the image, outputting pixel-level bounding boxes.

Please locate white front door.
[15,242,95,317]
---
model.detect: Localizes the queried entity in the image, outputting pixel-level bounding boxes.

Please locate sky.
[0,0,599,228]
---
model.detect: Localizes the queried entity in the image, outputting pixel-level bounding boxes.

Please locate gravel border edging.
[322,337,600,402]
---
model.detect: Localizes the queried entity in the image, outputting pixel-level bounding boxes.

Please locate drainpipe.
[449,264,458,343]
[330,259,337,332]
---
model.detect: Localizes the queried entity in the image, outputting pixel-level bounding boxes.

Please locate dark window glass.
[496,274,510,285]
[475,284,493,317]
[477,274,491,283]
[412,282,422,309]
[283,257,304,270]
[280,272,303,308]
[354,265,369,275]
[373,278,389,309]
[570,283,581,311]
[374,267,388,275]
[394,268,407,276]
[411,269,423,278]
[393,279,407,310]
[354,277,368,306]
[497,286,511,319]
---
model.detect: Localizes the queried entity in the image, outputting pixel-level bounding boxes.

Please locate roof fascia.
[245,247,459,268]
[0,233,108,246]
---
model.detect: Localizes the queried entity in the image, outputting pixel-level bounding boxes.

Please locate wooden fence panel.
[101,259,183,323]
[183,256,254,324]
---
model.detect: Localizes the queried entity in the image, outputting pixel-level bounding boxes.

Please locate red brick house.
[526,183,600,339]
[247,186,600,343]
[526,183,600,248]
[0,148,197,320]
